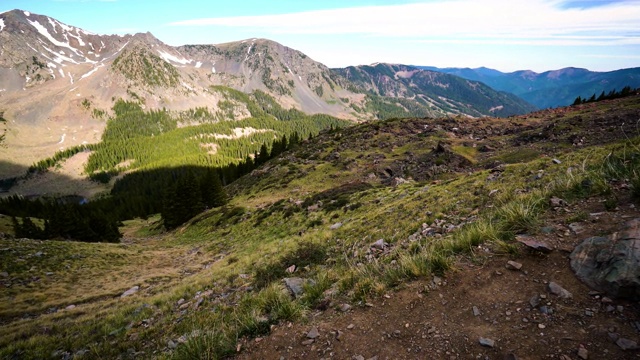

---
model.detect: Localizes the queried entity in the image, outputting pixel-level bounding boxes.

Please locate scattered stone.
[65,305,76,310]
[585,310,594,317]
[347,324,355,330]
[45,272,54,276]
[552,158,562,164]
[371,239,388,250]
[506,260,523,270]
[479,337,495,348]
[167,340,177,349]
[306,326,320,339]
[504,354,519,360]
[34,251,43,257]
[301,339,314,346]
[177,298,185,306]
[538,324,546,329]
[472,306,481,316]
[570,219,640,301]
[577,345,588,359]
[121,286,139,298]
[568,223,585,235]
[353,355,365,360]
[284,277,307,298]
[516,236,554,253]
[548,282,573,299]
[539,306,553,315]
[616,338,639,350]
[330,222,343,230]
[549,197,567,208]
[339,303,352,312]
[529,295,541,308]
[285,265,296,273]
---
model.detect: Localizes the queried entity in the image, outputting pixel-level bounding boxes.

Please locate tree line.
[572,86,638,106]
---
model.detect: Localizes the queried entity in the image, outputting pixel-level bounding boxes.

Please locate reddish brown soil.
[236,197,640,360]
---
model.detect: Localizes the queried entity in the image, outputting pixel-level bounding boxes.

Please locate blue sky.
[2,0,639,72]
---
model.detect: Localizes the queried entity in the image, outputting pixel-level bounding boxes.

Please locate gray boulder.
[570,218,640,300]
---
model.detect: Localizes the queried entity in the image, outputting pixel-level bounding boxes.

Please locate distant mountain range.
[0,9,537,172]
[416,66,640,109]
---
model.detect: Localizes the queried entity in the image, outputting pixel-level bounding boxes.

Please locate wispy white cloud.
[169,0,640,46]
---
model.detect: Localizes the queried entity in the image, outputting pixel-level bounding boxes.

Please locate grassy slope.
[1,96,640,359]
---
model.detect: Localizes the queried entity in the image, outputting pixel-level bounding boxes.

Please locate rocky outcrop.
[570,218,640,300]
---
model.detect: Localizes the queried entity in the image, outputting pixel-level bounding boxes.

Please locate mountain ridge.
[417,65,640,108]
[0,9,533,179]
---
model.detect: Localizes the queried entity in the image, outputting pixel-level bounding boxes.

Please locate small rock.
[177,298,185,305]
[529,295,541,308]
[568,223,585,235]
[167,340,177,349]
[479,337,495,348]
[548,282,572,299]
[472,306,481,316]
[330,222,343,230]
[285,265,296,273]
[371,239,388,250]
[552,158,562,164]
[585,310,594,317]
[121,286,139,298]
[301,339,314,346]
[339,303,352,312]
[538,324,546,329]
[516,236,553,253]
[284,277,307,298]
[539,306,553,315]
[549,197,567,208]
[577,345,588,359]
[353,355,365,360]
[307,326,320,339]
[504,354,519,360]
[506,260,523,270]
[34,251,43,257]
[347,324,355,330]
[0,272,8,277]
[65,305,76,310]
[616,338,639,350]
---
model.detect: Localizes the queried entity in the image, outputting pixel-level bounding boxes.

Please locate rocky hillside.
[419,65,640,108]
[1,94,640,359]
[0,10,538,177]
[334,63,537,118]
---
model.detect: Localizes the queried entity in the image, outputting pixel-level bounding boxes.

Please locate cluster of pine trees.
[572,86,637,106]
[2,129,307,240]
[5,198,120,243]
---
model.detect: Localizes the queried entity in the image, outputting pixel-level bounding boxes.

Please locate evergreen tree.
[255,143,270,167]
[572,96,582,106]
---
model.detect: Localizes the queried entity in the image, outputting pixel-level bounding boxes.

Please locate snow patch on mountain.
[0,19,5,32]
[195,61,202,68]
[157,50,191,65]
[80,64,104,80]
[23,11,31,17]
[28,19,84,58]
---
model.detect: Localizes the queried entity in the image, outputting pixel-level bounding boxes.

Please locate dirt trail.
[237,197,640,359]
